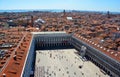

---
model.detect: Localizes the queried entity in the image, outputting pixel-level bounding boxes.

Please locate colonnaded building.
[21,31,120,77]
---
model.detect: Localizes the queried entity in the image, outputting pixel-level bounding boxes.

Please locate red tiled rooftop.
[0,12,120,76]
[74,33,120,62]
[0,28,32,77]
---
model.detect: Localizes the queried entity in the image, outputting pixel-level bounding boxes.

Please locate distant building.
[34,18,45,28]
[107,11,110,18]
[66,17,73,20]
[7,20,17,27]
[63,10,66,16]
[112,32,120,40]
[31,16,33,27]
[34,18,45,24]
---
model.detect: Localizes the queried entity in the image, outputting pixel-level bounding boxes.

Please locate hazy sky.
[0,0,120,12]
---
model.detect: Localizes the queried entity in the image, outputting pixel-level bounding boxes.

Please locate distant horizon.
[0,9,120,14]
[0,0,120,12]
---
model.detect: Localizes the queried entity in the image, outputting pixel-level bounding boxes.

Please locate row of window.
[35,34,68,37]
[35,37,71,43]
